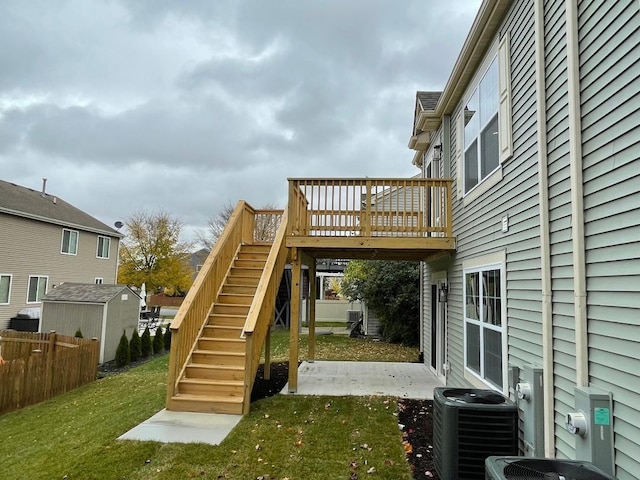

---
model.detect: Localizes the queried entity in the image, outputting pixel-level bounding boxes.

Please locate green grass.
[0,335,419,480]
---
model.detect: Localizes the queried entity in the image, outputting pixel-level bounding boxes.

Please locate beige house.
[0,179,123,329]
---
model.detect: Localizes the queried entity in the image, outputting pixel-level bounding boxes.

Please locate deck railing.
[287,178,452,238]
[241,209,288,413]
[166,201,257,402]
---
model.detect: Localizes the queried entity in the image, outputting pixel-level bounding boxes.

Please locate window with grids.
[97,236,110,259]
[464,265,504,389]
[463,56,499,193]
[61,229,79,255]
[0,274,11,304]
[27,275,48,303]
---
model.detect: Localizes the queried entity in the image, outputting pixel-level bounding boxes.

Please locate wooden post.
[288,249,302,393]
[44,331,56,397]
[308,259,316,363]
[264,327,271,380]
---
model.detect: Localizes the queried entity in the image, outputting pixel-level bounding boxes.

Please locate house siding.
[104,294,139,364]
[0,214,119,328]
[578,1,640,478]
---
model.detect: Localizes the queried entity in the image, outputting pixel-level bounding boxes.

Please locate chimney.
[41,178,47,197]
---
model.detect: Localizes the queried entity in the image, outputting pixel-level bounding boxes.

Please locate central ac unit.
[485,456,616,480]
[433,387,518,480]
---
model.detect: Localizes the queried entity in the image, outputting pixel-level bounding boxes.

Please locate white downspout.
[566,0,588,388]
[534,0,555,458]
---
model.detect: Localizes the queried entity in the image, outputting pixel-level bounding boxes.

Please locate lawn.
[0,333,420,480]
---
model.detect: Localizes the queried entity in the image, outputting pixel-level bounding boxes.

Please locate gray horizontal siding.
[579,1,640,477]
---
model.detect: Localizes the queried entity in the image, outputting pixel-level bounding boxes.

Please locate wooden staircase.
[168,244,271,414]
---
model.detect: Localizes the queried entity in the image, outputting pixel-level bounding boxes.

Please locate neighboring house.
[190,248,210,279]
[0,179,123,329]
[409,1,639,478]
[41,283,140,363]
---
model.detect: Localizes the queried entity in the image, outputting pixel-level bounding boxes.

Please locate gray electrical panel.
[570,385,614,476]
[516,364,544,457]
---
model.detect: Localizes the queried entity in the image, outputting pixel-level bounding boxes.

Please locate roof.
[416,91,441,111]
[42,283,138,304]
[0,179,122,237]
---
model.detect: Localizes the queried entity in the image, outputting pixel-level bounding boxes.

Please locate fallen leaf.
[366,467,376,474]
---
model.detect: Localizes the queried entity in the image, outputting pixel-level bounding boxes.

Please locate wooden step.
[185,363,244,381]
[229,267,262,278]
[203,325,244,339]
[212,303,250,316]
[226,275,260,286]
[198,337,245,353]
[222,284,258,295]
[192,350,245,367]
[168,393,243,415]
[208,314,246,328]
[237,251,269,261]
[217,293,254,305]
[234,259,267,269]
[178,378,244,396]
[240,245,271,255]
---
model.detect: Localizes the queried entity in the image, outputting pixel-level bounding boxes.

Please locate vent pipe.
[41,178,47,197]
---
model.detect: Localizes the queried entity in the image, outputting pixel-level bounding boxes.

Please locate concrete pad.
[118,409,242,445]
[281,361,443,399]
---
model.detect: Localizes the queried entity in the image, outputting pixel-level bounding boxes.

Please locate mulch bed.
[252,362,439,480]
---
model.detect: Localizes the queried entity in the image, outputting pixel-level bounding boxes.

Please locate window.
[61,229,79,255]
[0,274,11,304]
[463,263,505,389]
[95,277,104,284]
[463,57,499,194]
[97,236,110,259]
[27,275,48,303]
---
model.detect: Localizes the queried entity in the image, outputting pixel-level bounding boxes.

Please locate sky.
[0,0,482,245]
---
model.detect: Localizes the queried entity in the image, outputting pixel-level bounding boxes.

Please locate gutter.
[566,0,588,388]
[534,0,555,457]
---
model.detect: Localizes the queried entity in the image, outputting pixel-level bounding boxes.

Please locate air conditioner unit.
[485,457,616,480]
[433,387,518,480]
[346,310,360,325]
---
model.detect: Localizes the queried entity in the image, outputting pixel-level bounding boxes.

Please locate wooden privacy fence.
[0,330,100,415]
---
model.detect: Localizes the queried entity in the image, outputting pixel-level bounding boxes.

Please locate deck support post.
[288,248,302,393]
[264,326,271,380]
[308,259,316,362]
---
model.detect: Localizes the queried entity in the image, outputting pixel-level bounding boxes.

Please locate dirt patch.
[251,361,438,480]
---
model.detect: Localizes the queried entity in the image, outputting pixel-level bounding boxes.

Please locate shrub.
[129,330,141,362]
[115,330,130,367]
[164,325,172,350]
[74,328,83,338]
[141,326,152,358]
[152,325,164,354]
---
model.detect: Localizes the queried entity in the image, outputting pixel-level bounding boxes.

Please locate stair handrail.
[241,209,289,413]
[166,201,255,402]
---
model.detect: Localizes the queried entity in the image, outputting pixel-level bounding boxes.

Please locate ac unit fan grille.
[501,459,612,480]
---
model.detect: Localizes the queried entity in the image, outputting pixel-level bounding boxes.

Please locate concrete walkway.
[118,360,443,446]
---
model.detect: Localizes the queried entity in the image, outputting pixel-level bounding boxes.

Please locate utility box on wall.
[516,364,544,457]
[566,386,614,476]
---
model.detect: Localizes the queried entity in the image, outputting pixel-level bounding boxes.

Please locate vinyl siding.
[104,294,140,364]
[579,1,640,478]
[443,0,542,392]
[0,214,119,328]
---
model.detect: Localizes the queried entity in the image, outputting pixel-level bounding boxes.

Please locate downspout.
[566,0,588,388]
[100,304,108,364]
[534,0,555,457]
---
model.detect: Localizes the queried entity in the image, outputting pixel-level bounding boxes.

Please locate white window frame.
[456,34,512,203]
[27,275,49,303]
[61,229,79,255]
[95,277,104,284]
[0,274,12,305]
[96,236,110,259]
[462,251,508,392]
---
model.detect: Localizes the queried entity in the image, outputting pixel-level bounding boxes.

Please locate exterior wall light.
[433,143,443,160]
[438,283,448,303]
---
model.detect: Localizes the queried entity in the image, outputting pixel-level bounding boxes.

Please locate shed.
[41,283,140,363]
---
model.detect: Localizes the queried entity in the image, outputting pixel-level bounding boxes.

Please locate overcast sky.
[0,0,481,244]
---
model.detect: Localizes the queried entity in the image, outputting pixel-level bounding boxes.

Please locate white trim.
[498,32,513,163]
[430,271,448,380]
[61,228,79,256]
[462,165,503,206]
[96,235,110,259]
[26,275,49,304]
[534,0,555,457]
[0,273,12,305]
[99,305,107,363]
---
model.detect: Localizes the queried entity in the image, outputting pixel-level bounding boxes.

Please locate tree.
[341,260,420,346]
[130,329,141,362]
[164,325,172,350]
[115,330,130,367]
[140,326,152,358]
[153,326,164,354]
[74,328,83,338]
[195,201,281,249]
[117,210,193,295]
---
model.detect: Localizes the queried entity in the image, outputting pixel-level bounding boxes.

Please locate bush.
[141,326,152,358]
[164,325,172,351]
[74,328,83,338]
[130,330,141,362]
[152,325,164,354]
[115,330,130,367]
